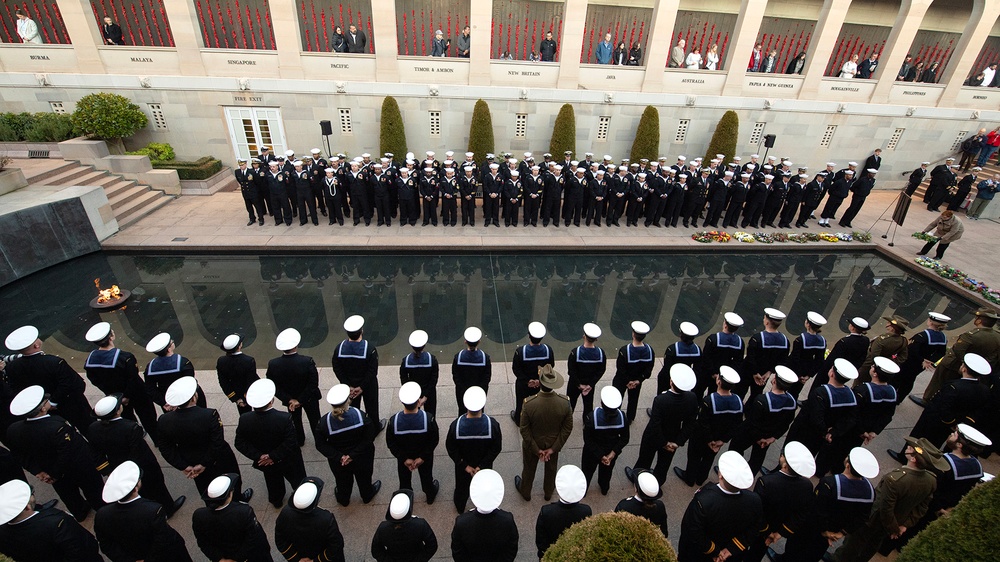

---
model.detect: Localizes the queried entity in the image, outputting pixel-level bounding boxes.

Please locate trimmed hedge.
[543,512,677,562]
[549,103,576,158]
[72,92,148,142]
[0,112,77,142]
[897,477,1000,562]
[467,99,495,163]
[127,142,175,161]
[629,105,660,163]
[152,156,223,180]
[379,96,407,160]
[703,110,739,166]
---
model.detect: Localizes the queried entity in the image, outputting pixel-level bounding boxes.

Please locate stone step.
[20,161,78,184]
[67,170,122,189]
[38,165,96,186]
[117,194,174,229]
[108,185,152,211]
[104,179,139,200]
[112,189,165,222]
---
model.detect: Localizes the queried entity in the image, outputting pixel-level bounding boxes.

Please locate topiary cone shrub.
[542,511,677,562]
[897,477,1000,562]
[630,105,660,163]
[71,92,148,153]
[467,99,495,162]
[549,103,576,158]
[703,110,739,166]
[379,96,407,160]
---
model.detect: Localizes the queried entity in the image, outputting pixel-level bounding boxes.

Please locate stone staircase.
[23,160,173,228]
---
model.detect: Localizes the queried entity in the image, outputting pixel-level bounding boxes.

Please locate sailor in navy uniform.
[740,308,790,400]
[266,162,292,225]
[786,311,828,398]
[534,465,592,558]
[785,359,860,476]
[626,364,698,484]
[266,328,322,447]
[745,442,816,562]
[451,469,519,562]
[694,312,745,398]
[332,315,384,431]
[674,366,744,487]
[566,323,606,417]
[215,333,259,417]
[895,312,950,404]
[274,478,346,562]
[581,387,629,494]
[654,321,701,395]
[323,167,345,226]
[399,330,440,416]
[850,357,899,456]
[371,489,438,561]
[446,387,503,514]
[452,327,492,416]
[616,469,669,537]
[482,163,502,227]
[0,479,103,562]
[727,365,798,475]
[613,321,655,424]
[83,321,159,440]
[811,317,870,397]
[510,322,554,424]
[142,332,206,411]
[315,384,381,506]
[191,474,271,562]
[385,382,440,503]
[235,158,264,225]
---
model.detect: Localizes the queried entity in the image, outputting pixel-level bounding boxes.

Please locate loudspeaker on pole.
[763,134,776,148]
[320,120,333,136]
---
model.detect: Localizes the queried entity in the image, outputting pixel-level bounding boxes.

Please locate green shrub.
[467,99,495,163]
[379,96,407,160]
[127,142,176,161]
[629,106,660,163]
[152,156,223,180]
[0,122,18,142]
[72,93,148,143]
[542,512,676,562]
[23,113,77,142]
[0,113,36,141]
[897,478,1000,562]
[549,103,576,158]
[703,110,739,166]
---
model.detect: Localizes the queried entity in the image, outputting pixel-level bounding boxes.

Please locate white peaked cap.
[94,395,120,417]
[719,365,741,385]
[528,322,546,339]
[928,312,951,323]
[9,385,44,416]
[344,315,365,332]
[636,471,661,497]
[783,441,816,478]
[293,482,318,509]
[873,356,900,375]
[680,322,699,337]
[222,334,241,351]
[849,447,880,479]
[718,450,754,489]
[584,323,602,339]
[275,328,301,351]
[833,358,859,380]
[774,365,798,384]
[964,353,991,375]
[85,322,112,343]
[764,308,786,320]
[246,379,276,409]
[470,469,504,512]
[399,381,421,404]
[670,364,697,391]
[102,461,141,503]
[285,150,295,157]
[463,386,486,412]
[389,492,411,520]
[310,148,321,154]
[724,312,744,327]
[464,327,482,342]
[601,386,623,409]
[145,332,171,353]
[807,312,828,326]
[0,480,31,525]
[631,321,650,335]
[207,475,233,499]
[327,384,351,405]
[165,376,198,407]
[957,423,992,447]
[409,330,429,348]
[555,465,587,503]
[851,317,869,329]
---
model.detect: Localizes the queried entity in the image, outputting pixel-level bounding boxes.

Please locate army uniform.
[452,348,492,416]
[896,449,984,550]
[678,482,763,561]
[922,322,1000,400]
[0,504,102,561]
[399,350,440,416]
[581,405,629,493]
[445,412,502,512]
[5,352,93,432]
[266,352,322,446]
[332,337,381,426]
[274,478,346,562]
[234,407,307,508]
[216,350,259,416]
[856,331,908,385]
[385,408,440,499]
[566,345,606,416]
[314,405,379,506]
[156,404,240,496]
[517,390,573,501]
[510,342,554,424]
[895,324,948,403]
[143,354,206,410]
[94,497,192,561]
[612,341,655,423]
[85,346,159,439]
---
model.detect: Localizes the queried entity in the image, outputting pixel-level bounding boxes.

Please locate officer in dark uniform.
[856,315,909,385]
[721,172,749,228]
[541,163,564,227]
[308,149,329,217]
[6,386,106,522]
[762,172,789,227]
[386,382,440,503]
[156,376,243,497]
[293,160,318,226]
[580,387,629,494]
[744,442,816,562]
[606,166,629,226]
[418,167,439,226]
[741,172,772,228]
[838,167,877,227]
[83,321,158,440]
[811,317,870,398]
[919,307,1000,404]
[695,312,745,398]
[235,379,307,508]
[785,359,859,476]
[250,158,271,217]
[626,364,699,484]
[88,394,185,516]
[566,323,606,417]
[0,479,102,561]
[275,477,346,562]
[563,167,586,226]
[438,167,458,227]
[678,451,762,561]
[778,173,806,228]
[655,321,701,395]
[615,469,669,536]
[323,166,345,225]
[482,163,502,227]
[192,474,271,562]
[457,165,478,226]
[266,161,292,225]
[314,384,381,506]
[740,308,790,400]
[399,330,440,416]
[704,170,731,227]
[850,357,899,452]
[534,464,590,558]
[395,167,418,226]
[143,332,206,410]
[371,488,438,561]
[523,166,544,226]
[4,325,93,433]
[345,161,371,226]
[502,170,522,227]
[451,469,519,562]
[612,321,655,424]
[510,322,554,424]
[728,365,798,475]
[674,366,744,487]
[235,158,265,225]
[266,328,321,447]
[332,315,383,431]
[787,311,828,397]
[625,172,647,227]
[796,171,826,227]
[896,312,950,404]
[446,387,502,514]
[94,461,192,561]
[452,327,492,416]
[215,333,259,416]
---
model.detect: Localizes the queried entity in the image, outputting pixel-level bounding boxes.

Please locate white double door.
[224,107,287,161]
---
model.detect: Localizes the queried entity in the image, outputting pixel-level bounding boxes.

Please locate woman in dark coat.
[612,41,628,65]
[329,26,347,53]
[920,62,939,83]
[785,52,806,74]
[905,61,923,82]
[628,42,643,66]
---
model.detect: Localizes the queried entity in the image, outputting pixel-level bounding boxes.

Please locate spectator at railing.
[528,51,540,62]
[101,16,124,45]
[897,54,914,81]
[456,26,470,58]
[345,24,366,53]
[500,51,514,61]
[685,48,702,70]
[965,73,986,87]
[760,49,778,73]
[15,9,43,44]
[540,31,557,62]
[329,26,347,53]
[612,41,628,65]
[857,52,879,79]
[920,61,939,83]
[785,52,806,75]
[595,33,613,64]
[980,63,997,87]
[431,30,449,57]
[705,44,720,70]
[904,61,923,82]
[748,43,763,72]
[670,39,685,68]
[628,42,642,66]
[839,54,859,78]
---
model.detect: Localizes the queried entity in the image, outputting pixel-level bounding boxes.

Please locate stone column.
[162,0,206,75]
[798,0,852,99]
[640,0,681,92]
[267,0,305,78]
[468,0,492,85]
[938,0,1000,107]
[721,0,769,96]
[869,0,933,104]
[370,0,400,82]
[556,0,589,89]
[58,0,106,73]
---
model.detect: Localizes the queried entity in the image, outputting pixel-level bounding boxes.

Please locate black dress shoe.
[247,219,255,226]
[258,218,264,226]
[510,410,518,424]
[168,496,186,517]
[271,499,284,509]
[427,480,440,504]
[377,419,387,433]
[240,488,254,503]
[673,467,694,487]
[334,487,350,507]
[887,449,906,464]
[38,499,59,511]
[362,480,382,504]
[908,395,926,407]
[624,466,636,482]
[646,407,652,417]
[713,466,719,476]
[513,474,524,497]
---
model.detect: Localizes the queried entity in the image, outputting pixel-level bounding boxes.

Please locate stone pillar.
[938,0,1000,107]
[267,0,305,78]
[721,0,769,96]
[556,0,589,90]
[58,0,106,73]
[798,0,852,99]
[370,0,400,82]
[869,0,933,104]
[640,0,680,92]
[162,0,206,75]
[468,0,492,85]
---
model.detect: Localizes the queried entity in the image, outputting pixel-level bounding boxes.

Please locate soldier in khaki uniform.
[514,366,573,501]
[854,316,909,386]
[918,308,1000,403]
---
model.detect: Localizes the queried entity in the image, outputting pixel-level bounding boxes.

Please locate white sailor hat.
[426,151,435,157]
[873,356,900,376]
[851,317,869,330]
[927,312,951,323]
[618,166,627,171]
[489,163,500,169]
[510,171,519,177]
[103,460,141,503]
[774,365,798,385]
[798,173,809,179]
[408,330,429,348]
[767,155,777,161]
[470,469,504,513]
[945,157,955,161]
[5,326,38,351]
[207,475,234,500]
[718,451,754,489]
[833,358,859,380]
[741,173,751,178]
[751,154,760,159]
[921,161,930,166]
[260,145,270,150]
[783,441,816,478]
[635,470,663,500]
[465,152,474,158]
[344,315,365,332]
[246,378,276,409]
[807,312,827,326]
[486,153,495,159]
[528,322,546,339]
[251,158,261,163]
[555,465,587,504]
[222,334,241,352]
[677,155,687,161]
[733,156,742,161]
[782,160,792,166]
[464,326,482,343]
[866,168,878,174]
[603,155,613,161]
[310,148,321,155]
[146,332,171,354]
[631,321,650,335]
[325,167,335,173]
[86,322,112,343]
[165,376,198,407]
[463,386,486,412]
[445,168,455,174]
[583,323,602,339]
[389,491,411,520]
[763,164,773,170]
[509,158,519,165]
[293,481,320,509]
[9,385,45,417]
[764,174,774,180]
[0,480,31,525]
[275,328,301,352]
[848,161,858,166]
[399,381,421,405]
[352,157,362,163]
[570,160,579,167]
[94,394,121,418]
[849,447,879,478]
[678,174,688,179]
[585,152,594,157]
[719,365,741,385]
[361,153,371,159]
[637,173,647,178]
[715,154,725,159]
[292,160,304,167]
[958,423,992,447]
[600,386,623,409]
[764,307,786,321]
[964,352,991,376]
[285,150,295,157]
[464,166,475,172]
[973,166,984,172]
[670,364,697,391]
[827,162,836,167]
[724,171,734,177]
[523,152,532,158]
[327,384,351,405]
[269,161,280,167]
[679,322,699,337]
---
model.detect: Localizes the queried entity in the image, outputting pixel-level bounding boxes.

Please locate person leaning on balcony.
[857,52,879,78]
[345,23,366,53]
[981,62,997,87]
[15,10,42,44]
[748,43,762,72]
[539,31,557,62]
[670,38,686,68]
[840,54,859,78]
[456,26,470,58]
[595,33,613,64]
[329,26,347,53]
[628,42,642,66]
[897,54,914,81]
[786,52,806,75]
[685,48,702,70]
[101,16,124,45]
[705,44,720,70]
[905,61,923,82]
[612,41,627,65]
[920,61,939,83]
[430,30,449,57]
[760,50,778,73]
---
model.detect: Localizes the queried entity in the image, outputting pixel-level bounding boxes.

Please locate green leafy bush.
[0,113,36,141]
[127,142,176,161]
[897,478,1000,562]
[71,93,148,142]
[542,512,677,562]
[629,106,660,163]
[549,104,576,158]
[152,156,222,180]
[703,110,739,166]
[467,99,495,163]
[379,96,407,160]
[23,113,77,142]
